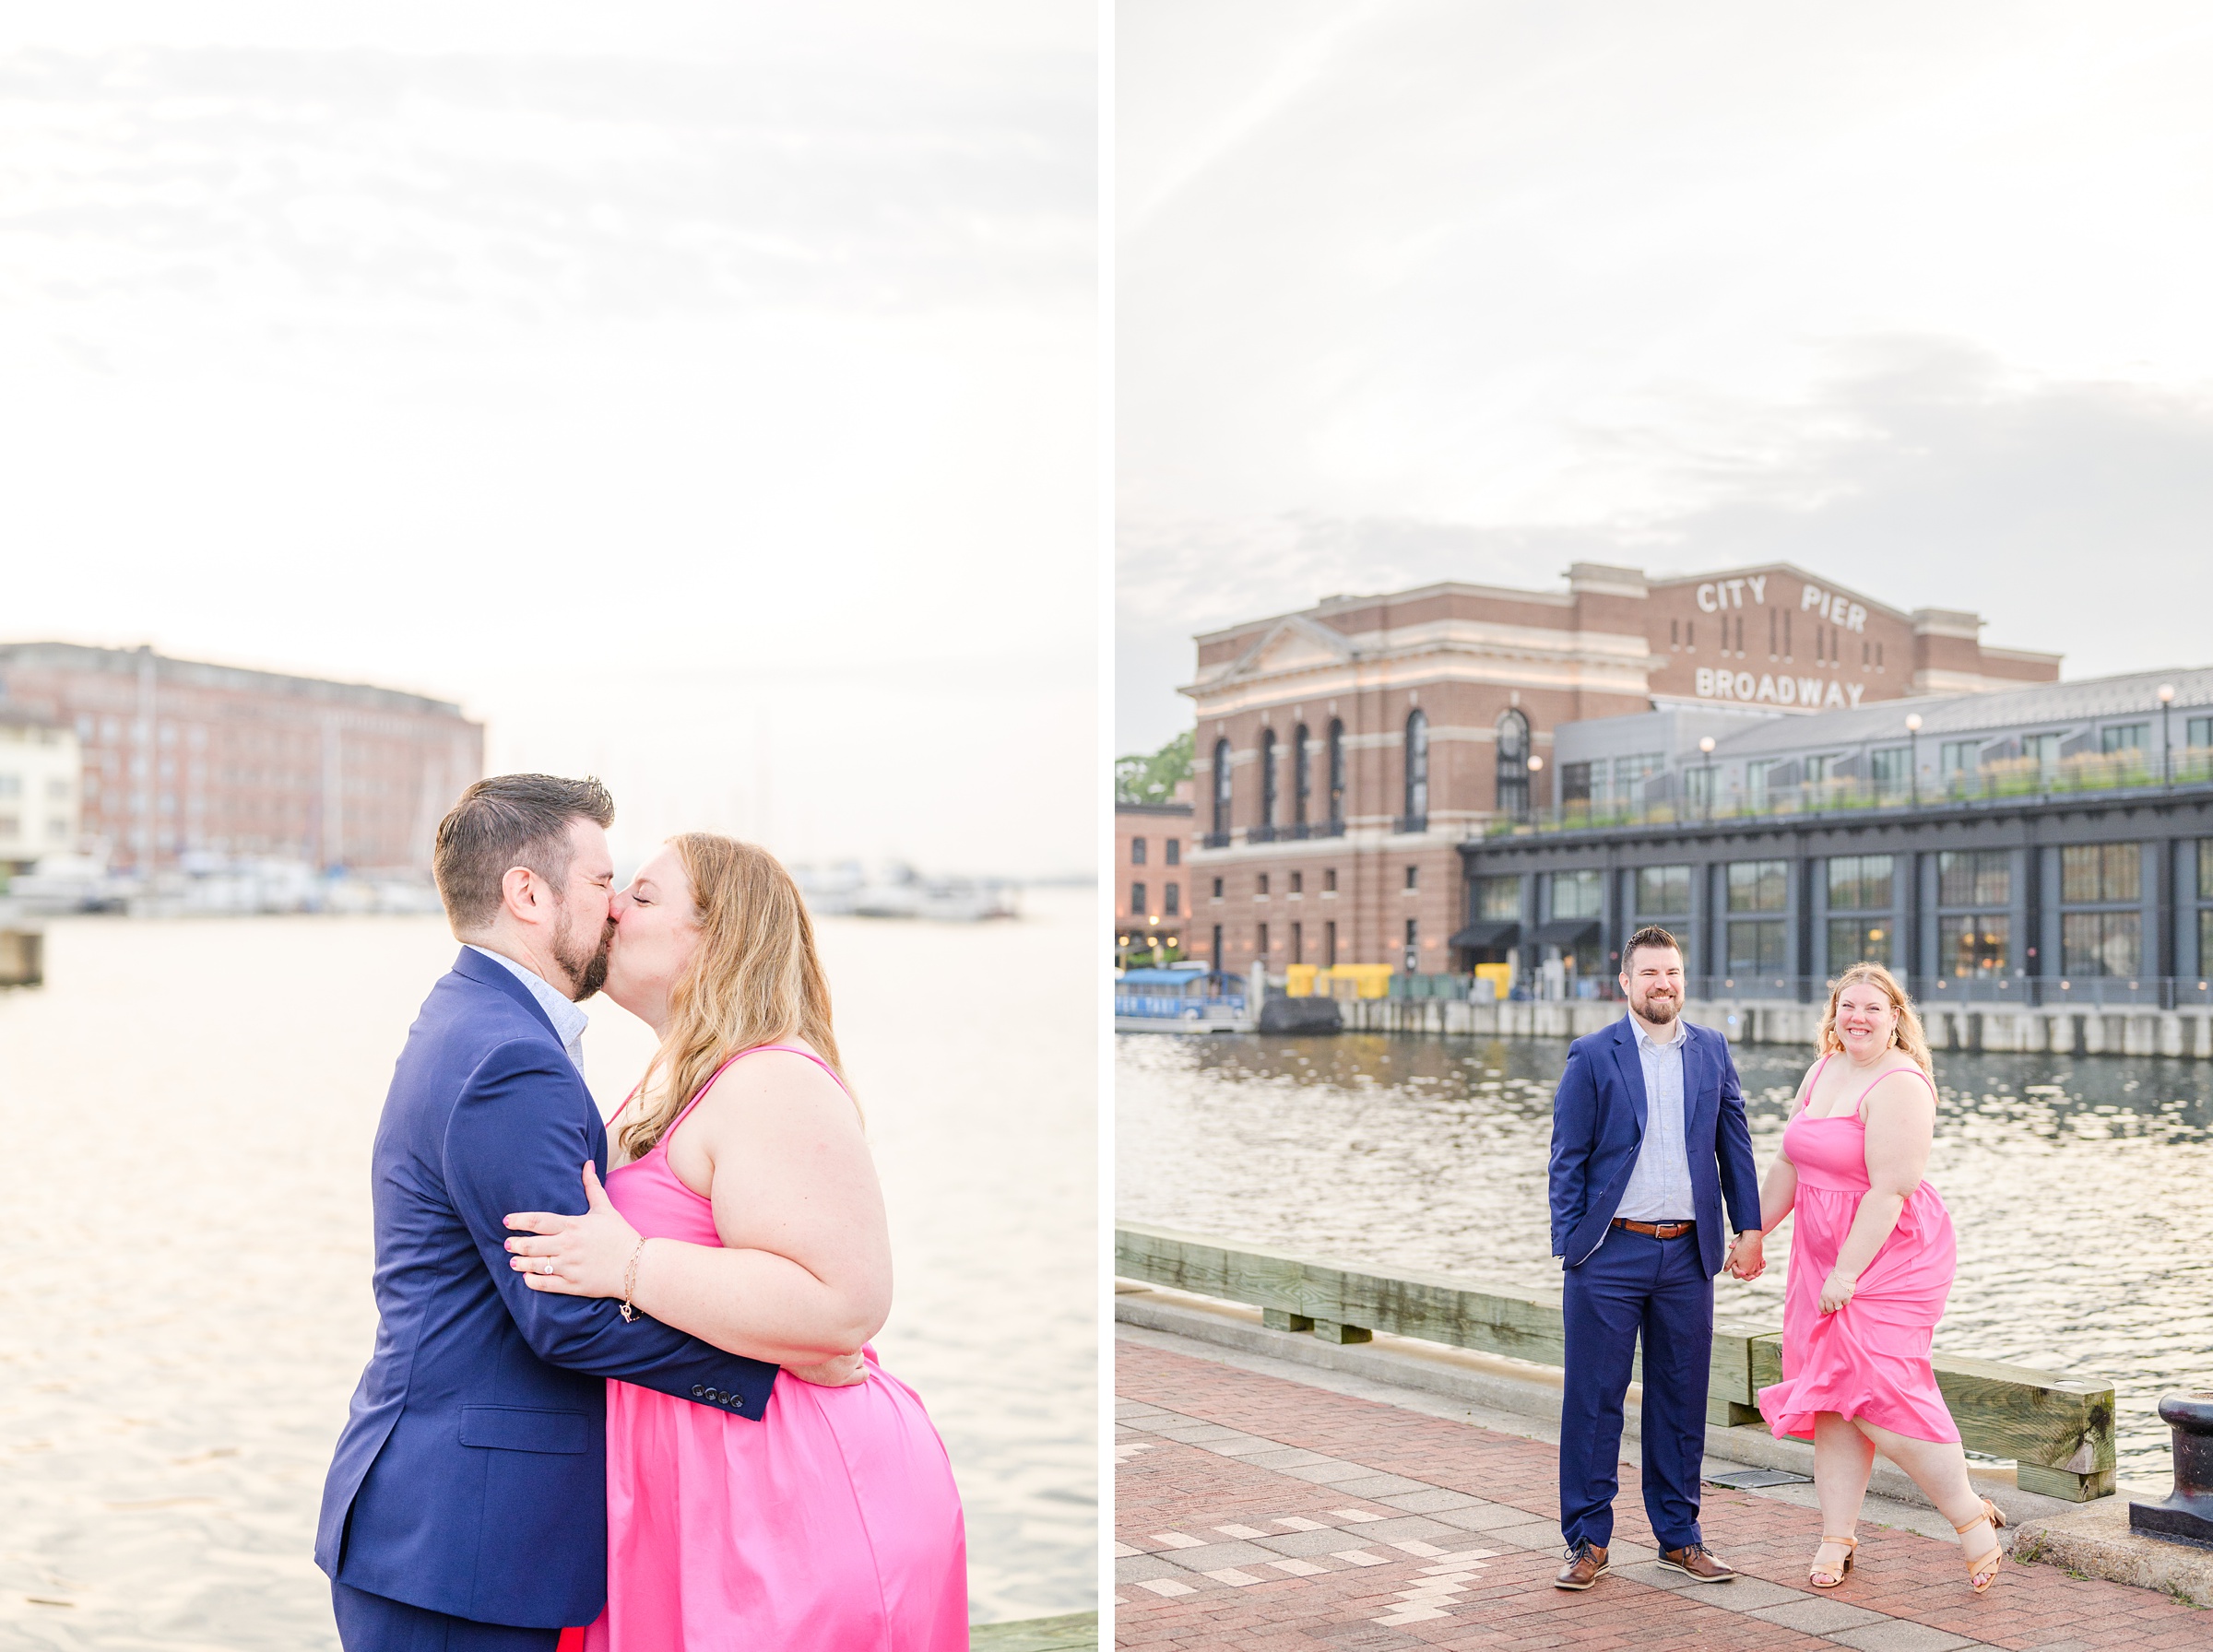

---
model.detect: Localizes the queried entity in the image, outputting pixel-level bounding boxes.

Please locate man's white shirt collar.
[467,944,589,1070]
[1632,1014,1686,1052]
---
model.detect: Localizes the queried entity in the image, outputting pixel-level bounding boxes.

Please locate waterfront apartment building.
[1459,665,2213,1005]
[0,643,484,873]
[1183,561,2056,975]
[1116,797,1194,963]
[0,713,80,873]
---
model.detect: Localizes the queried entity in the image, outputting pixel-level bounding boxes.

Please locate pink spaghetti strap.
[1802,1053,1832,1113]
[1852,1062,1936,1118]
[643,1043,851,1153]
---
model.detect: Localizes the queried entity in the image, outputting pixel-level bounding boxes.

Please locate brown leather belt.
[1613,1218,1696,1239]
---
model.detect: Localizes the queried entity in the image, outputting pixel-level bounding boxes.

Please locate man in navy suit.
[316,774,858,1649]
[1546,924,1763,1592]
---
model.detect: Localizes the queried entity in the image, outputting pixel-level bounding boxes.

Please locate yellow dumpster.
[1473,961,1513,1001]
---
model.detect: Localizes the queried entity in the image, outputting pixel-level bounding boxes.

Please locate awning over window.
[1449,919,1521,950]
[1533,917,1602,946]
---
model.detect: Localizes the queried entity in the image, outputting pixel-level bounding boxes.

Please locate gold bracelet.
[620,1237,649,1323]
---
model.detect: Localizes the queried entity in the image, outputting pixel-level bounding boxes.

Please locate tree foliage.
[1115,728,1194,806]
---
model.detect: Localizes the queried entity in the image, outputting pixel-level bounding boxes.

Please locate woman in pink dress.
[1728,963,2005,1597]
[502,833,967,1650]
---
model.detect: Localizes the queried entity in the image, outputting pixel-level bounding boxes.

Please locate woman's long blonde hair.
[1816,962,1934,1079]
[619,832,849,1161]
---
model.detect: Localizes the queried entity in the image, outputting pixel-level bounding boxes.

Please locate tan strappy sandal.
[1957,1497,2006,1595]
[1808,1534,1856,1588]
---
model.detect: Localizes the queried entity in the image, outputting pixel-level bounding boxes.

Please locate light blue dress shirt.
[1615,1016,1696,1221]
[467,945,588,1074]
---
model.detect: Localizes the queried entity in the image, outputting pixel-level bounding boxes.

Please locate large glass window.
[1130,836,1147,865]
[2202,840,2213,902]
[2101,724,2148,754]
[1211,738,1232,834]
[1939,914,2010,976]
[1827,917,1890,974]
[1726,859,1788,913]
[1561,761,1592,808]
[1259,728,1279,828]
[1496,710,1530,819]
[1636,864,1691,915]
[1869,747,1909,794]
[1165,882,1181,917]
[1402,710,1428,824]
[1130,881,1147,916]
[1727,920,1787,974]
[1293,724,1310,825]
[1551,869,1604,919]
[2063,911,2142,977]
[1611,752,1663,809]
[1745,759,1774,811]
[1939,850,2010,907]
[1327,719,1345,823]
[1939,740,1979,787]
[1474,876,1521,920]
[2191,716,2213,750]
[1827,854,1894,911]
[2062,843,2140,904]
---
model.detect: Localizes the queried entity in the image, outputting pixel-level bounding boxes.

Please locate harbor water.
[0,892,1095,1646]
[1118,1028,2213,1486]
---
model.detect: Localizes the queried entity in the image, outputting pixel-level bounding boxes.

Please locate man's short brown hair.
[433,773,615,933]
[1622,924,1684,973]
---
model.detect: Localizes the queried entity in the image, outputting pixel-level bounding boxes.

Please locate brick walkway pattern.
[1116,1339,2207,1652]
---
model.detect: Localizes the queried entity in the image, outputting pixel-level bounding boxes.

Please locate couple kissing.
[315,774,968,1651]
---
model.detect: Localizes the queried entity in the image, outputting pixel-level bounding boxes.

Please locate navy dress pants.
[332,1581,561,1652]
[1558,1224,1712,1552]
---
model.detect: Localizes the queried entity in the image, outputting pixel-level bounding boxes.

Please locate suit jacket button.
[692,1386,705,1398]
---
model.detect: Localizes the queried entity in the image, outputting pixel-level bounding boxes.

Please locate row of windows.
[0,815,71,841]
[1213,709,1539,832]
[0,774,72,801]
[1130,881,1181,916]
[1127,835,1181,867]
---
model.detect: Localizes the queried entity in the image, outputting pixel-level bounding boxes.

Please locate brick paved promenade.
[1116,1338,2207,1652]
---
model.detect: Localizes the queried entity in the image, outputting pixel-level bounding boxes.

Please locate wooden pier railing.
[1117,1221,2116,1502]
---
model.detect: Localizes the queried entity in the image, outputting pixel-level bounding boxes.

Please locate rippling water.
[0,894,1095,1646]
[1118,1029,2213,1484]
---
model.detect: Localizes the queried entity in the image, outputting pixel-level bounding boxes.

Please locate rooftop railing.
[1486,749,2213,839]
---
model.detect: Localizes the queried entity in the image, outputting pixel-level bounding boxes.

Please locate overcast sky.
[0,1,1094,875]
[1118,1,2213,752]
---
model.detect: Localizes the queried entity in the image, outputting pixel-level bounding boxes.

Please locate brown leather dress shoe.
[1657,1542,1736,1582]
[1554,1541,1610,1590]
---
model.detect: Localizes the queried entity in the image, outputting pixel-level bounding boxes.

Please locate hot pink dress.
[579,1046,968,1652]
[1757,1055,1962,1446]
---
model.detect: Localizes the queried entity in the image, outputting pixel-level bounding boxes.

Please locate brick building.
[1116,796,1195,963]
[1181,561,2059,977]
[0,643,484,873]
[0,712,79,873]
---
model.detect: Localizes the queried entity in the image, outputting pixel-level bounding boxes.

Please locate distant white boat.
[793,860,1019,922]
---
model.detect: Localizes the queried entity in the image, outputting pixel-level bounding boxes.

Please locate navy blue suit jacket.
[315,950,778,1628]
[1546,1016,1762,1279]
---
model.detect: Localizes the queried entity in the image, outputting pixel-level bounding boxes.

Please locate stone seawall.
[1337,995,2213,1057]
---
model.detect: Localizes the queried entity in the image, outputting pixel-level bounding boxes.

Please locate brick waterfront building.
[1116,796,1196,963]
[0,643,483,873]
[1181,561,2058,977]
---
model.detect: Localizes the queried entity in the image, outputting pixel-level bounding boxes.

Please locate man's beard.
[1635,987,1679,1025]
[551,902,614,1001]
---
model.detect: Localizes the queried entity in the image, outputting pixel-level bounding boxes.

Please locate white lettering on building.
[1697,583,1719,612]
[1698,667,1865,709]
[1746,574,1767,604]
[1799,583,1867,632]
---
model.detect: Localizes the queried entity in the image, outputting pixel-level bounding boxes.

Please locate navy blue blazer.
[315,950,779,1628]
[1546,1016,1762,1280]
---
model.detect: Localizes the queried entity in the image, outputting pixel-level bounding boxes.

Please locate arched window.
[1258,728,1278,835]
[1497,710,1531,820]
[1211,738,1233,839]
[1327,719,1346,828]
[1402,709,1429,830]
[1292,723,1311,828]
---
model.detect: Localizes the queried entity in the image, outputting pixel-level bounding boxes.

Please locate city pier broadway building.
[1182,561,2056,976]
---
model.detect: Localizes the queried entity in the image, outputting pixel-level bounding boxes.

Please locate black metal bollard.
[2129,1392,2213,1549]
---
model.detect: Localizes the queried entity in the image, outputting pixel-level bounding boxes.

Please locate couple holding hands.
[1547,926,2007,1600]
